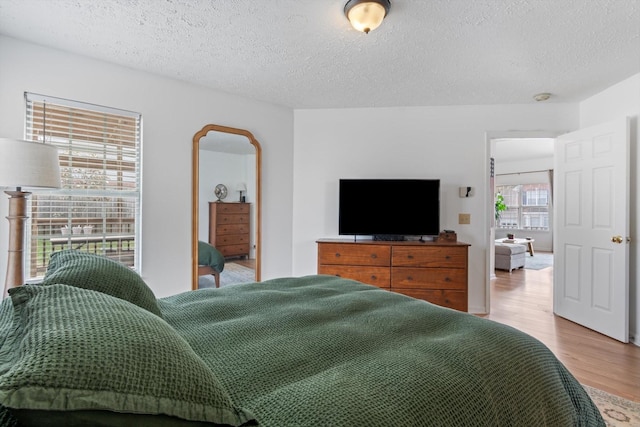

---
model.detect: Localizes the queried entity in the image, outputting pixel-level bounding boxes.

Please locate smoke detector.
[533,93,552,102]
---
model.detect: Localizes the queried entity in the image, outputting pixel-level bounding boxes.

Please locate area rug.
[199,262,255,289]
[583,385,640,426]
[524,252,553,270]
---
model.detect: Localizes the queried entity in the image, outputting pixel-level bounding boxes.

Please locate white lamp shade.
[236,183,247,192]
[0,138,61,189]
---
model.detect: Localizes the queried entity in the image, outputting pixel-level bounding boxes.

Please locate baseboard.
[469,305,487,315]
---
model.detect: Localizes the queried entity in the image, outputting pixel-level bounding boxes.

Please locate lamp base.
[4,190,30,297]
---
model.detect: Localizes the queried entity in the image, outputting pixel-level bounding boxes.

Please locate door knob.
[611,235,623,244]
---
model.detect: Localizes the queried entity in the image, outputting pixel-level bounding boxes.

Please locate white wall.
[292,105,578,313]
[0,36,294,297]
[579,73,640,344]
[495,158,554,176]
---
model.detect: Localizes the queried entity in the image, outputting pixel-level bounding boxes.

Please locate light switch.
[459,213,471,224]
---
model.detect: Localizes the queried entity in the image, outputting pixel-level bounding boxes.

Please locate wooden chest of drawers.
[317,239,469,311]
[209,202,250,258]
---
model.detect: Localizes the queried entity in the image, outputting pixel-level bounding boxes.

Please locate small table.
[496,238,535,256]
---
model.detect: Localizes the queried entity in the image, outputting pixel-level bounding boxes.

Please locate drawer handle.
[407,255,414,259]
[407,276,413,281]
[370,275,377,280]
[370,253,377,259]
[445,255,451,260]
[335,274,341,277]
[444,277,451,282]
[335,253,341,258]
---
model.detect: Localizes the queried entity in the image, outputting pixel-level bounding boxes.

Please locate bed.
[0,250,604,426]
[198,240,225,288]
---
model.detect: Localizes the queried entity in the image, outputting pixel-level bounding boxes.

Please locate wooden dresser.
[317,239,469,311]
[209,202,250,258]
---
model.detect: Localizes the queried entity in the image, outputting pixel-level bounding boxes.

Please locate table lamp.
[0,138,61,296]
[236,182,247,202]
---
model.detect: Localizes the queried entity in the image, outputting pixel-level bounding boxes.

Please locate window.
[25,93,142,279]
[496,183,550,230]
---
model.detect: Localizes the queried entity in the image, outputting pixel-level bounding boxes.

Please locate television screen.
[339,179,440,239]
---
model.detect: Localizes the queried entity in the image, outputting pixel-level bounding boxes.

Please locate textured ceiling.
[0,0,638,109]
[493,138,554,163]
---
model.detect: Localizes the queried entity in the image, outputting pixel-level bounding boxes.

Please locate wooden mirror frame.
[192,124,262,290]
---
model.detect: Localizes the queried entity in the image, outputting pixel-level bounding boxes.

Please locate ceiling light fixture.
[533,93,552,102]
[344,0,391,34]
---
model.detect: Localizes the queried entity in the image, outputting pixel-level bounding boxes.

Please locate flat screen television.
[339,179,440,240]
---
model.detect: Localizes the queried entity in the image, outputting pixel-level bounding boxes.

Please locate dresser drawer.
[318,243,390,267]
[219,243,250,257]
[392,289,467,311]
[215,224,249,235]
[216,213,250,225]
[391,267,466,289]
[392,246,467,268]
[318,265,390,289]
[212,203,250,214]
[215,233,249,246]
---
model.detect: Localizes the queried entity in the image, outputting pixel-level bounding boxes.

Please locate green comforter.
[158,275,604,426]
[198,240,225,272]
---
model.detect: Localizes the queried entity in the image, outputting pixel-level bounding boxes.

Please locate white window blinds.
[24,93,142,279]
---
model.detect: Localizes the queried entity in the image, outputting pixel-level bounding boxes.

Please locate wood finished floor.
[229,258,255,269]
[478,259,640,402]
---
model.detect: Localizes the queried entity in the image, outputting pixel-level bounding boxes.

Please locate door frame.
[484,130,564,314]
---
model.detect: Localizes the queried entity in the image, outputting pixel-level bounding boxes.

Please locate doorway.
[486,132,559,312]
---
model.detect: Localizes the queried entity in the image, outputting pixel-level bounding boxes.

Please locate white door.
[554,117,630,342]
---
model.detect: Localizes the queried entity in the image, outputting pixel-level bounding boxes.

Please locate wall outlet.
[459,213,471,224]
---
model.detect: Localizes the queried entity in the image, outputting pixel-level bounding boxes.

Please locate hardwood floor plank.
[479,261,640,402]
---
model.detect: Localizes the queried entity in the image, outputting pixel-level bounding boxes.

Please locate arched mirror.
[192,124,261,290]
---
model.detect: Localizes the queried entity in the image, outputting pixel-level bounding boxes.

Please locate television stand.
[373,235,405,241]
[317,239,470,312]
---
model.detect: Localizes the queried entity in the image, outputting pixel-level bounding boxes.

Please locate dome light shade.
[344,0,391,34]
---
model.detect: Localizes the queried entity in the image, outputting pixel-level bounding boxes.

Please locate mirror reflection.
[192,125,261,290]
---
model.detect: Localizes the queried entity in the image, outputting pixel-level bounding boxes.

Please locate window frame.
[495,183,550,231]
[24,93,142,280]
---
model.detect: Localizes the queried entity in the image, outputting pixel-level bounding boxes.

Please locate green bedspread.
[158,275,604,426]
[198,240,225,272]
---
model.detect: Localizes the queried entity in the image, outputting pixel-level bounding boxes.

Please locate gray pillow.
[41,250,162,317]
